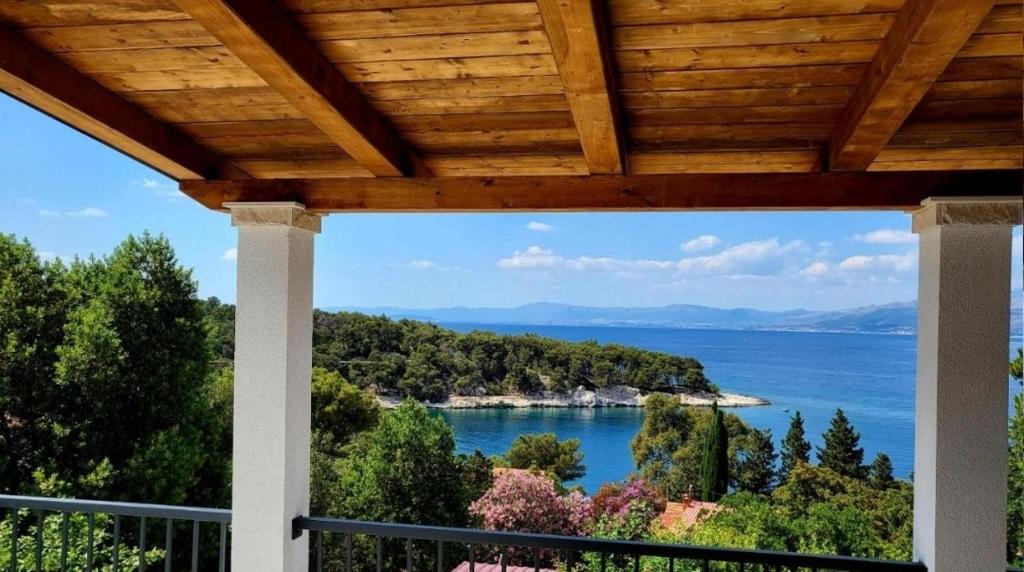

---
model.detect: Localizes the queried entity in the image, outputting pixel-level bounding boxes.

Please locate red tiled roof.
[659,500,723,530]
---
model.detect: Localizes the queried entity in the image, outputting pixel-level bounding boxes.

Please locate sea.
[436,324,1024,494]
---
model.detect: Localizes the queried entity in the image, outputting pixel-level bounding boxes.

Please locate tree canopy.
[780,411,811,482]
[499,433,586,483]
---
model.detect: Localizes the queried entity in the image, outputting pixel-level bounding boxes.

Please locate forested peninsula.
[203,299,767,407]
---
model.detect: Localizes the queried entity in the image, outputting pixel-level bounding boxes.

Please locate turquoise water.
[437,324,1023,494]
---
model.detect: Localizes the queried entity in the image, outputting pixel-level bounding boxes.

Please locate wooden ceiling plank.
[0,25,238,180]
[829,0,997,170]
[173,0,418,176]
[180,171,1022,212]
[537,0,625,173]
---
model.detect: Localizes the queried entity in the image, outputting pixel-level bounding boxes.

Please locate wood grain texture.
[537,0,623,174]
[174,0,418,176]
[180,171,1023,212]
[830,0,997,170]
[295,3,542,40]
[606,0,904,26]
[0,24,238,180]
[612,13,895,50]
[869,145,1024,170]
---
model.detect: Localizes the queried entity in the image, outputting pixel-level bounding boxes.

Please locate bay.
[437,324,1023,494]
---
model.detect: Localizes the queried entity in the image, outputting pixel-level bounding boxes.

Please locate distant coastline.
[378,386,769,409]
[332,297,1023,337]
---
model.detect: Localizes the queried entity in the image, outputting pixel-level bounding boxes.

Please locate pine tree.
[699,402,729,501]
[868,453,895,490]
[734,428,777,495]
[779,411,811,483]
[818,408,865,479]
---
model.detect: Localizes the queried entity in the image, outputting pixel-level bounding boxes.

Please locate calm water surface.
[437,324,1022,493]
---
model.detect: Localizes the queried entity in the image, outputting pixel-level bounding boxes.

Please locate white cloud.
[135,178,185,202]
[854,229,916,244]
[38,207,106,219]
[498,246,563,269]
[838,252,916,272]
[222,248,237,261]
[676,238,806,275]
[401,259,462,272]
[498,246,673,273]
[526,221,553,232]
[801,261,830,277]
[680,234,721,252]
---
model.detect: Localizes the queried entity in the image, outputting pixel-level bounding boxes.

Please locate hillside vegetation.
[203,299,715,401]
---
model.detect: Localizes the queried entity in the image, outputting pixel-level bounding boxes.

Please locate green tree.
[733,429,777,495]
[699,402,729,501]
[0,235,67,492]
[500,433,585,483]
[311,367,381,454]
[325,401,476,570]
[868,453,895,490]
[818,409,865,480]
[0,234,229,508]
[780,411,812,483]
[631,393,691,492]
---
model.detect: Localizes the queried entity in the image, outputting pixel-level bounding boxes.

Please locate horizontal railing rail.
[0,494,230,572]
[295,516,927,572]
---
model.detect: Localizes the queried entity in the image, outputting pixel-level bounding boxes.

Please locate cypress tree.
[868,453,895,490]
[779,411,811,482]
[699,402,729,501]
[818,408,865,479]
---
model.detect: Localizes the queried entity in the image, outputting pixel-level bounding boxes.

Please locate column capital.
[225,202,321,234]
[911,196,1022,234]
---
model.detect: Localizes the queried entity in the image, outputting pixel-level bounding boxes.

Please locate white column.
[228,202,321,572]
[912,197,1022,572]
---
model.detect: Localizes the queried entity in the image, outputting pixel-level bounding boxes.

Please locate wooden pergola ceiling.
[0,0,1020,211]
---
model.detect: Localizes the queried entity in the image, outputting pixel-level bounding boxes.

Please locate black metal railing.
[294,516,927,572]
[0,494,230,572]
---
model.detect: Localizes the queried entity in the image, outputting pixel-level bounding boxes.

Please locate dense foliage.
[308,311,714,401]
[498,433,586,483]
[631,394,751,500]
[0,233,229,508]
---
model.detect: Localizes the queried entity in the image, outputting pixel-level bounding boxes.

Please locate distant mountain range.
[331,295,1023,336]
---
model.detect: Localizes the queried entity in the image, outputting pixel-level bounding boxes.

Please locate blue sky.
[1,93,1020,311]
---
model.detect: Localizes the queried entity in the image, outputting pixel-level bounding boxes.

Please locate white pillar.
[228,202,321,572]
[912,197,1022,572]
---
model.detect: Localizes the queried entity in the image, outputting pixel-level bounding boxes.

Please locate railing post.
[228,202,321,572]
[911,197,1022,572]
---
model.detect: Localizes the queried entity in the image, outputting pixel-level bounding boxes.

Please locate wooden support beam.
[829,0,996,170]
[0,25,239,180]
[173,0,418,177]
[181,171,1021,212]
[537,0,624,174]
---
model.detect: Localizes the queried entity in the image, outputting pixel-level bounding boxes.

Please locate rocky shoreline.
[377,385,769,409]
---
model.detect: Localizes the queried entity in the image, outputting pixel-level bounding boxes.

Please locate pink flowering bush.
[470,470,592,564]
[592,477,666,518]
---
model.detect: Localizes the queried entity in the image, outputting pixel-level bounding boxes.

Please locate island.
[308,310,768,409]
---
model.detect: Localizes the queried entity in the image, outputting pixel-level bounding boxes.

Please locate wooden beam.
[173,0,418,176]
[829,0,996,170]
[537,0,624,174]
[0,25,239,180]
[180,171,1021,212]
